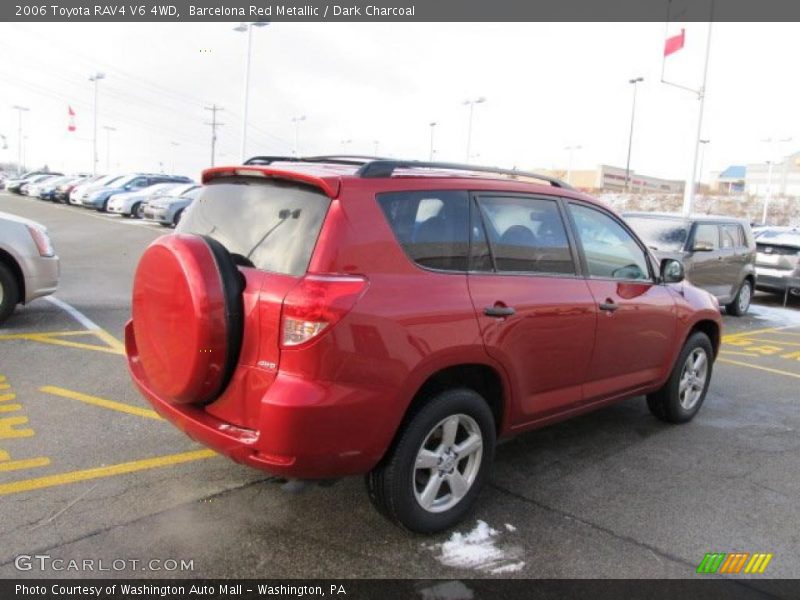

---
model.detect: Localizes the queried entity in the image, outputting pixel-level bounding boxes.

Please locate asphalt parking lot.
[1,190,799,582]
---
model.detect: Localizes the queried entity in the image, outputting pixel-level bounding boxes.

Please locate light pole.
[463,97,486,163]
[89,73,105,175]
[697,139,710,190]
[564,145,582,185]
[429,122,437,161]
[233,21,268,163]
[761,136,793,224]
[102,125,116,173]
[170,141,180,173]
[291,115,306,156]
[12,105,29,175]
[624,77,644,191]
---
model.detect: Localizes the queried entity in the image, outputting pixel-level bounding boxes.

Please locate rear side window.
[179,178,331,276]
[377,191,469,271]
[721,224,745,249]
[476,195,575,275]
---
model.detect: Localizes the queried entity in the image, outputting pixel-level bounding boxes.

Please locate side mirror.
[660,258,685,284]
[692,241,714,252]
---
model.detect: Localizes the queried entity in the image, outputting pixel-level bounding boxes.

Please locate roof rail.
[355,159,573,189]
[242,155,572,189]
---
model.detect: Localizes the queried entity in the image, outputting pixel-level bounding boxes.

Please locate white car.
[0,212,59,324]
[107,182,194,218]
[69,174,121,205]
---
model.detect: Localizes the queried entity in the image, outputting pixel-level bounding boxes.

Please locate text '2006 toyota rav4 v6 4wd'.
[126,157,722,533]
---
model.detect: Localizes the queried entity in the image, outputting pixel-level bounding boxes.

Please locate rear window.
[178,178,331,276]
[377,190,469,271]
[624,216,690,252]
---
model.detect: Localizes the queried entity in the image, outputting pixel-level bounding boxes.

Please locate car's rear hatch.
[756,232,800,273]
[174,176,333,429]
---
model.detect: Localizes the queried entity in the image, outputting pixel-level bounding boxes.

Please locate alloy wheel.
[678,347,708,410]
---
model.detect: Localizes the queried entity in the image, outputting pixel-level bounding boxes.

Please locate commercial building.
[744,152,800,198]
[539,164,684,194]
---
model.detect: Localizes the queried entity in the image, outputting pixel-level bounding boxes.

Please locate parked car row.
[4,171,201,228]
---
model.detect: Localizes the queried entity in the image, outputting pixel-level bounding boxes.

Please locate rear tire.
[0,262,20,325]
[647,332,714,424]
[172,209,184,228]
[366,388,495,533]
[725,279,752,316]
[132,202,144,219]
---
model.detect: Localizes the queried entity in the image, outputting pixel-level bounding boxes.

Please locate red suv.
[126,157,722,533]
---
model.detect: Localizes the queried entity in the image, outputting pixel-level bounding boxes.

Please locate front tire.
[366,388,496,533]
[647,332,714,424]
[132,202,145,219]
[0,262,20,325]
[726,279,752,316]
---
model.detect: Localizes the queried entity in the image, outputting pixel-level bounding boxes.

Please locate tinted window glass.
[179,178,331,276]
[377,191,469,271]
[569,204,650,281]
[694,224,719,250]
[720,225,736,249]
[476,196,574,274]
[624,216,689,252]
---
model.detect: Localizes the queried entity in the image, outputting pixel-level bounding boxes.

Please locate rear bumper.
[23,255,60,303]
[755,268,800,292]
[125,320,392,479]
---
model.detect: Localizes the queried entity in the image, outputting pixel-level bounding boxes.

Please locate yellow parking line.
[718,358,800,380]
[0,456,51,472]
[0,331,123,355]
[719,350,760,358]
[0,449,216,496]
[743,338,800,347]
[0,403,24,413]
[723,327,781,341]
[39,386,162,420]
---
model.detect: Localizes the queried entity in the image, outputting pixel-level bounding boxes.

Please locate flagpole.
[681,2,714,216]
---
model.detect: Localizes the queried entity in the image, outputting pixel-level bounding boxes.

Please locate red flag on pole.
[664,28,686,57]
[68,106,76,132]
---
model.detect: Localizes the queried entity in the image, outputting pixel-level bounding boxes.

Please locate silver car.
[755,227,800,302]
[0,212,60,324]
[143,186,202,227]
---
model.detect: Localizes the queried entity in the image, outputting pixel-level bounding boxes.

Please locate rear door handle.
[484,305,516,317]
[599,301,619,312]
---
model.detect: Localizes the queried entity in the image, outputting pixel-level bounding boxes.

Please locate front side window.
[377,190,469,271]
[475,195,575,274]
[569,203,650,281]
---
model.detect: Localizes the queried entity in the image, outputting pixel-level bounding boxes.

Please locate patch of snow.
[417,580,474,600]
[504,523,517,532]
[749,304,800,327]
[427,520,525,575]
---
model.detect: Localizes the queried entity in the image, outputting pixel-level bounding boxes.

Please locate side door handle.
[599,300,619,312]
[484,305,516,317]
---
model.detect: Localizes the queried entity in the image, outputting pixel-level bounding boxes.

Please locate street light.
[697,139,710,190]
[89,73,105,175]
[170,141,180,173]
[463,97,486,163]
[291,115,306,156]
[429,122,437,161]
[12,105,29,175]
[233,21,268,163]
[761,136,793,224]
[624,77,644,192]
[564,145,582,185]
[102,125,116,173]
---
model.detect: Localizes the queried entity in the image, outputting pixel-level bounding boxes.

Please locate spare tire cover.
[131,234,243,405]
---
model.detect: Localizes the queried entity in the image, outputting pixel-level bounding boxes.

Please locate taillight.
[281,274,368,348]
[27,226,55,257]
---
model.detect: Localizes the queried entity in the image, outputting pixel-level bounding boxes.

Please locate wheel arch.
[0,248,25,305]
[688,319,721,358]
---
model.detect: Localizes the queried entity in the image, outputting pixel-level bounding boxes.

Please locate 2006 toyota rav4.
[126,157,722,533]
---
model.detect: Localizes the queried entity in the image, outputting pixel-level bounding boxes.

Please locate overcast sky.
[0,22,797,182]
